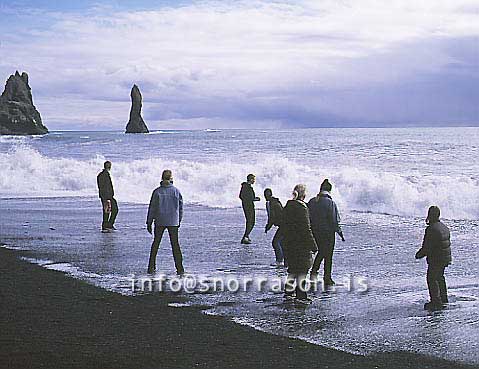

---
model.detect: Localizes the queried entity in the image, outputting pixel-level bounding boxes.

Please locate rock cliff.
[0,71,48,135]
[125,84,149,133]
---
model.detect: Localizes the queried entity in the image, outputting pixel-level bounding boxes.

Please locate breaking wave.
[0,145,478,220]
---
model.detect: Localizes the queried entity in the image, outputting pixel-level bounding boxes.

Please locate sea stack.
[125,84,149,133]
[0,71,48,135]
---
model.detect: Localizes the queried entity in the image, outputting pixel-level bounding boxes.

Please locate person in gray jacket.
[416,206,451,311]
[307,179,345,286]
[146,169,184,275]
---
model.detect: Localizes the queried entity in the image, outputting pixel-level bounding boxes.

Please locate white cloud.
[1,0,478,129]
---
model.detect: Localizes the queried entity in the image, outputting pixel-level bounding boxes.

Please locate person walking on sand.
[415,206,451,311]
[264,188,285,266]
[307,179,345,286]
[97,161,119,232]
[239,174,260,244]
[282,184,318,304]
[147,170,185,275]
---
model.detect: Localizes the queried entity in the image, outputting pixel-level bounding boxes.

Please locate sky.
[0,0,478,130]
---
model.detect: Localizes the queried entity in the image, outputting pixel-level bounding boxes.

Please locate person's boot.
[241,237,252,244]
[424,301,444,311]
[324,277,336,286]
[284,282,295,300]
[147,263,156,274]
[295,296,313,305]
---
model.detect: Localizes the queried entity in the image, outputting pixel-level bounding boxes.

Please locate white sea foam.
[0,244,29,251]
[0,135,28,143]
[20,256,133,295]
[147,130,177,134]
[168,302,194,308]
[0,145,478,219]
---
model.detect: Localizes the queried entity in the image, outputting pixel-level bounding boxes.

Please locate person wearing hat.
[415,206,451,311]
[307,179,345,286]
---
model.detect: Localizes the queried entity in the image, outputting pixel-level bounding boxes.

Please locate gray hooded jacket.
[307,192,342,236]
[146,182,183,227]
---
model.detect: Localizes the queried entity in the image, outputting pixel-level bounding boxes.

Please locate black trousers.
[285,273,308,300]
[272,227,285,263]
[101,198,118,229]
[148,226,184,274]
[242,203,255,239]
[311,231,335,280]
[427,264,448,304]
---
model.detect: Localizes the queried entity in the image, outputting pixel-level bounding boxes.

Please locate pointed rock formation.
[0,71,48,135]
[125,84,149,133]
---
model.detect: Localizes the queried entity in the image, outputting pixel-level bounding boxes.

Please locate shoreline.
[0,247,476,369]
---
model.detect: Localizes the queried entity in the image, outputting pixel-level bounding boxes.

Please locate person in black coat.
[415,206,452,311]
[239,174,260,244]
[282,184,318,303]
[264,188,285,265]
[96,161,118,231]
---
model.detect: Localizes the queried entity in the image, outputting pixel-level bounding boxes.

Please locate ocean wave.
[0,135,28,143]
[20,256,133,295]
[147,130,178,135]
[0,145,477,219]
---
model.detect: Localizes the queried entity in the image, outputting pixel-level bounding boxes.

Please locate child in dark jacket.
[415,206,452,311]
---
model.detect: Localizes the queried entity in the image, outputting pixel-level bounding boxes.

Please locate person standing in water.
[96,161,119,232]
[264,188,285,266]
[415,206,451,311]
[282,184,318,304]
[146,169,185,275]
[239,174,260,244]
[307,179,345,286]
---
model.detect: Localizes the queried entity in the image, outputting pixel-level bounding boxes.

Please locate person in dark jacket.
[282,184,318,304]
[415,206,451,311]
[264,188,285,265]
[147,169,184,275]
[96,161,118,232]
[307,179,344,286]
[239,174,260,244]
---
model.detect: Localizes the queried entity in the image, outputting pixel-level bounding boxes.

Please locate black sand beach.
[0,247,476,369]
